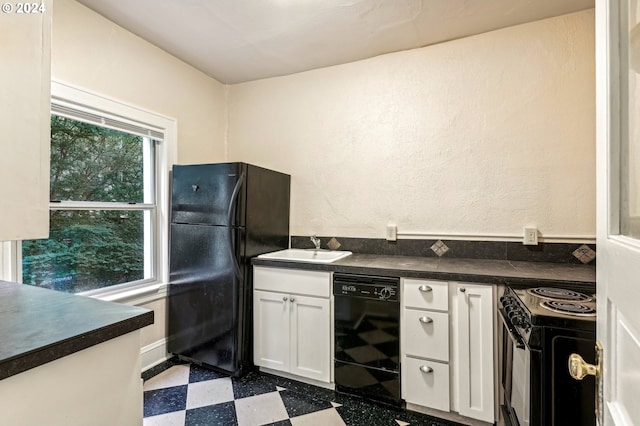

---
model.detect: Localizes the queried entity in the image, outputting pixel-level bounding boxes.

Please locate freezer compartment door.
[168,223,244,373]
[171,163,246,226]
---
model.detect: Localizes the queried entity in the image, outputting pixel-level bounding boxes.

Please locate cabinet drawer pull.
[290,297,296,303]
[283,296,288,302]
[419,316,433,324]
[418,285,433,293]
[420,365,434,374]
[460,287,466,293]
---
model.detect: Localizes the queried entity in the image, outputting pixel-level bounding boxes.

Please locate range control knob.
[379,287,393,300]
[511,315,526,326]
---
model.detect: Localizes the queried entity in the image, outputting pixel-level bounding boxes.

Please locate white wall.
[227,10,596,242]
[52,0,227,165]
[52,0,229,362]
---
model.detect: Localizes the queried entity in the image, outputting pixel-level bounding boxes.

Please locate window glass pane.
[621,0,640,238]
[50,115,146,203]
[22,210,148,293]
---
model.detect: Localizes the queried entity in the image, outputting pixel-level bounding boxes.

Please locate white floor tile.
[186,377,234,409]
[143,410,186,426]
[290,408,347,426]
[234,391,289,426]
[144,365,191,392]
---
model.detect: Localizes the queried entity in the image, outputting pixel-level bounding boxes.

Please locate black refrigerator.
[168,162,290,377]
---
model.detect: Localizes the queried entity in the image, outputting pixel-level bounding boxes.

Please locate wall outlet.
[386,224,397,241]
[523,227,538,245]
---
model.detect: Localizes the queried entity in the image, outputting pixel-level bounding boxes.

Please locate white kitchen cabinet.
[253,267,331,383]
[401,278,450,411]
[254,290,290,371]
[0,0,52,241]
[454,282,495,423]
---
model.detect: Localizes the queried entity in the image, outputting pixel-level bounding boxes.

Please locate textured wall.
[52,0,227,165]
[227,10,595,241]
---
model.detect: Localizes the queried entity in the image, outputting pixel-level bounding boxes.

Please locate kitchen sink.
[257,248,352,263]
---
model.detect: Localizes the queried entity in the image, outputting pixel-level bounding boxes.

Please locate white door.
[253,290,290,372]
[595,1,640,424]
[289,295,330,382]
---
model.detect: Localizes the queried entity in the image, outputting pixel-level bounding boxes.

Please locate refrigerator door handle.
[227,171,246,279]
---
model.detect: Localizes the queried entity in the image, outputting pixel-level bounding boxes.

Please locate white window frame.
[2,80,177,302]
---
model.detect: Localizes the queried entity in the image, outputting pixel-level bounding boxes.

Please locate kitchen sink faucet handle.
[310,235,321,250]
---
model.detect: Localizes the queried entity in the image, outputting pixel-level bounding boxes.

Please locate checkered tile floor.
[142,360,465,426]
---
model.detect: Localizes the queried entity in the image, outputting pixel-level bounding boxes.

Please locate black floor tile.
[263,420,293,426]
[189,364,227,383]
[334,395,405,426]
[143,385,188,417]
[279,389,334,418]
[185,401,237,426]
[231,370,280,399]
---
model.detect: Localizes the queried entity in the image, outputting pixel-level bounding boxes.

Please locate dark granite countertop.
[252,253,596,289]
[0,281,153,380]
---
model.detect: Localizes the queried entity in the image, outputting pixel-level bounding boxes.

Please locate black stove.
[500,286,596,350]
[499,285,596,426]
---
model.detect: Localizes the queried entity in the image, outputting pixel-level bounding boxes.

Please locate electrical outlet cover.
[523,227,538,245]
[386,224,397,241]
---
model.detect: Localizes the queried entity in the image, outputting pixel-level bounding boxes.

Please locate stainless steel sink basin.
[257,248,352,263]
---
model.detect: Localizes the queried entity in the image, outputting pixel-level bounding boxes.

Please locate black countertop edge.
[251,254,595,289]
[0,310,153,381]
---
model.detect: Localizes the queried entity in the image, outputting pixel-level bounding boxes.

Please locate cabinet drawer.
[403,279,448,311]
[402,356,450,411]
[403,309,449,361]
[254,267,330,298]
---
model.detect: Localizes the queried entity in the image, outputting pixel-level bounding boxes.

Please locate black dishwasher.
[333,273,400,406]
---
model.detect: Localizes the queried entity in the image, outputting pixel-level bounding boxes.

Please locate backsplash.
[290,236,596,265]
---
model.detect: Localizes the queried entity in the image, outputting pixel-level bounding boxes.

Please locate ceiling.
[76,0,595,85]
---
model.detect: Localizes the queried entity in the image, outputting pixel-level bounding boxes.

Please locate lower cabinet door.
[402,355,450,412]
[289,295,331,382]
[253,290,290,372]
[455,283,495,423]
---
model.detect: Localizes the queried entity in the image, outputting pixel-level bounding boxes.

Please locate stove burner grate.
[527,287,592,302]
[539,300,596,316]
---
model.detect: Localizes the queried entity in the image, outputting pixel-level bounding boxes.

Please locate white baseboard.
[141,338,170,372]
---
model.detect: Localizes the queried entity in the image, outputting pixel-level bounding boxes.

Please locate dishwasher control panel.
[333,273,399,302]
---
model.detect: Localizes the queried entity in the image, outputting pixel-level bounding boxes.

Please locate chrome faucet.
[310,235,321,250]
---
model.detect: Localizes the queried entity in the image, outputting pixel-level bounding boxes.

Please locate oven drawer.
[402,355,450,411]
[402,279,448,311]
[402,309,449,361]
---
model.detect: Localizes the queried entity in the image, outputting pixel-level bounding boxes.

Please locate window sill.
[88,281,168,306]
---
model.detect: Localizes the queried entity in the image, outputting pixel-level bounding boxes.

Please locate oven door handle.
[499,307,526,349]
